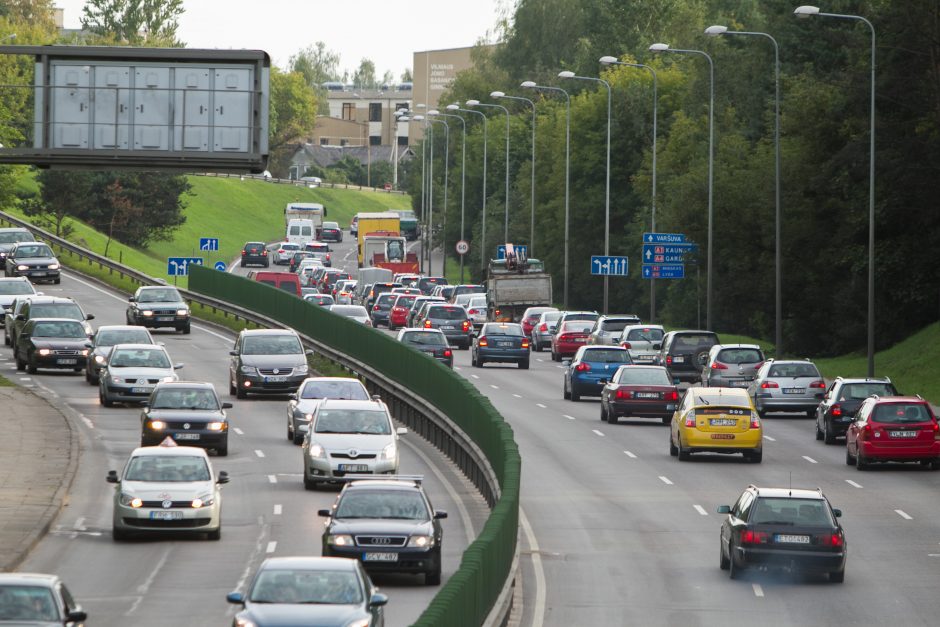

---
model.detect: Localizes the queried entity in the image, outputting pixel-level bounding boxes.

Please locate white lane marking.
[895,509,913,520]
[536,403,546,409]
[564,414,575,420]
[254,449,265,458]
[753,583,764,598]
[802,455,818,464]
[273,504,282,516]
[471,374,480,380]
[519,508,546,627]
[513,394,522,398]
[266,541,277,554]
[74,517,86,531]
[19,377,31,381]
[624,451,636,459]
[400,438,476,545]
[490,384,499,390]
[592,429,605,437]
[267,475,277,484]
[81,416,95,429]
[126,547,171,615]
[234,427,244,435]
[845,479,863,489]
[227,258,241,273]
[231,517,270,613]
[693,505,708,516]
[763,435,776,442]
[555,365,564,369]
[658,476,674,485]
[537,358,545,362]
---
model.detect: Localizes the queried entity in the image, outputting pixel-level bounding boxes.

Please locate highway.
[6,267,488,627]
[260,233,940,627]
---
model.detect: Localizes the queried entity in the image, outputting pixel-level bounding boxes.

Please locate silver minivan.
[748,359,826,417]
[617,324,665,364]
[701,344,766,388]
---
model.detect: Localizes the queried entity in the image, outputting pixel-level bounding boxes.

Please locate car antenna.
[789,471,792,497]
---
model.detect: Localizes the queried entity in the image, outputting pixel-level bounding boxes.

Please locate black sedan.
[140,382,231,455]
[3,241,61,284]
[14,318,90,374]
[718,485,846,582]
[319,221,344,242]
[241,241,270,267]
[471,322,529,369]
[320,478,447,585]
[396,328,453,368]
[600,365,679,424]
[227,556,387,627]
[126,286,191,334]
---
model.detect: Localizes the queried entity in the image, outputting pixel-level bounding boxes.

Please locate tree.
[353,58,377,89]
[381,70,394,88]
[267,68,319,175]
[400,68,413,83]
[289,42,341,88]
[81,0,184,45]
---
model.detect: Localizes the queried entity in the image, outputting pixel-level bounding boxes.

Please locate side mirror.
[832,508,842,518]
[305,349,314,355]
[317,508,331,517]
[157,342,165,347]
[15,314,24,320]
[288,393,298,401]
[66,610,88,622]
[562,359,571,367]
[106,470,119,483]
[716,505,731,514]
[396,427,408,436]
[298,424,310,433]
[217,471,230,484]
[173,363,184,370]
[434,510,448,519]
[128,296,136,302]
[369,592,389,608]
[371,394,382,401]
[221,402,233,409]
[225,592,244,605]
[85,314,95,320]
[85,342,93,349]
[229,350,238,356]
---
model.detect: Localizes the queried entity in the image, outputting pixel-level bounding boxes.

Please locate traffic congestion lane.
[10,270,484,627]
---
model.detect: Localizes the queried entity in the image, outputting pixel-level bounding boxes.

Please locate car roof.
[319,399,385,411]
[599,314,640,321]
[110,343,165,350]
[0,276,31,282]
[239,328,299,336]
[715,343,761,350]
[138,285,179,291]
[22,296,76,304]
[260,556,359,572]
[689,387,751,401]
[582,345,628,352]
[153,381,215,390]
[130,444,211,458]
[836,377,892,384]
[27,317,84,324]
[345,479,423,492]
[864,396,930,405]
[623,323,664,330]
[97,324,149,331]
[0,573,60,586]
[748,486,827,500]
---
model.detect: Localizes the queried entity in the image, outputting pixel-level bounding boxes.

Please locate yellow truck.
[355,212,401,266]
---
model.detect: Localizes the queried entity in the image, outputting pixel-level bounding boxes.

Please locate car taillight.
[494,308,501,317]
[750,414,761,429]
[462,320,470,331]
[478,337,488,346]
[666,356,673,365]
[559,334,571,341]
[753,361,764,371]
[818,532,843,548]
[373,305,380,311]
[278,249,285,254]
[809,380,826,388]
[761,381,779,389]
[741,530,769,545]
[326,254,331,261]
[539,323,547,332]
[443,349,452,357]
[262,250,267,255]
[616,389,633,399]
[468,308,478,315]
[241,250,246,256]
[665,390,679,401]
[521,339,530,349]
[684,411,695,428]
[711,361,728,370]
[620,341,632,349]
[831,404,842,417]
[575,363,591,372]
[424,320,431,328]
[863,423,872,434]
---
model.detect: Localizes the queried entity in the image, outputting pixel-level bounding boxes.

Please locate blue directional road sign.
[643,232,687,244]
[214,261,227,271]
[591,255,629,276]
[496,244,527,260]
[167,257,204,276]
[642,243,699,264]
[200,237,219,251]
[642,264,685,279]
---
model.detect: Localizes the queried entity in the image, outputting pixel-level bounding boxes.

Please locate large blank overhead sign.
[0,45,269,172]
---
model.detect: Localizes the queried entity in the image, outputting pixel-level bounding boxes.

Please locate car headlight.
[110,376,123,383]
[142,310,153,317]
[381,442,397,461]
[47,263,60,270]
[207,421,226,431]
[81,349,89,356]
[240,365,256,374]
[407,534,435,548]
[38,348,51,356]
[327,534,355,547]
[94,355,106,364]
[344,620,370,627]
[307,443,326,459]
[303,413,313,422]
[295,364,308,375]
[192,493,214,508]
[119,493,143,508]
[234,617,257,627]
[176,309,189,316]
[147,420,166,430]
[16,264,28,271]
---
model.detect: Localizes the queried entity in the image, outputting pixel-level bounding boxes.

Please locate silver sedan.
[99,344,182,407]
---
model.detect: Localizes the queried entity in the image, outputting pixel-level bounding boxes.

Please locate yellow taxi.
[669,387,763,462]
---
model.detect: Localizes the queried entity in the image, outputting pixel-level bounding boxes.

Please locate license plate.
[776,534,810,544]
[730,380,750,387]
[56,358,77,365]
[710,418,737,426]
[339,464,369,472]
[673,356,685,363]
[157,316,174,322]
[265,376,287,383]
[635,392,660,399]
[666,404,676,410]
[711,433,735,439]
[174,433,200,440]
[441,325,455,330]
[783,388,805,394]
[634,355,655,362]
[363,552,398,562]
[131,387,150,393]
[889,430,918,438]
[498,341,512,347]
[150,510,183,520]
[31,271,46,276]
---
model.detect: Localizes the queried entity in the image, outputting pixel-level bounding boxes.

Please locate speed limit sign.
[456,240,470,255]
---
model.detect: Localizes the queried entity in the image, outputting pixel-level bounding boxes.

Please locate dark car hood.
[240,354,306,368]
[29,338,89,349]
[135,300,187,309]
[241,603,365,626]
[144,409,226,422]
[10,256,56,266]
[329,518,430,535]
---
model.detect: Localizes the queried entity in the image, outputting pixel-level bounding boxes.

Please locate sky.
[54,0,508,80]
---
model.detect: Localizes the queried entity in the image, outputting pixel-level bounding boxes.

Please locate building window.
[319,137,329,145]
[342,103,355,121]
[340,139,348,147]
[398,136,409,146]
[369,135,381,146]
[369,103,382,122]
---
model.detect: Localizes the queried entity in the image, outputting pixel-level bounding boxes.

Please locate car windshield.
[674,334,717,350]
[249,569,362,605]
[484,324,524,337]
[301,380,368,400]
[125,455,211,482]
[305,295,333,305]
[469,297,487,307]
[839,382,896,401]
[581,349,631,363]
[872,403,933,424]
[149,388,219,410]
[31,303,83,319]
[109,348,170,369]
[331,306,368,317]
[336,490,430,520]
[137,289,182,303]
[0,232,34,244]
[402,331,447,346]
[615,367,672,385]
[429,307,466,320]
[97,328,151,346]
[541,312,562,323]
[0,585,60,621]
[750,497,833,526]
[13,244,53,258]
[625,328,664,342]
[282,243,300,251]
[768,363,821,378]
[315,409,390,434]
[242,335,303,355]
[31,321,86,338]
[717,348,763,364]
[0,281,34,295]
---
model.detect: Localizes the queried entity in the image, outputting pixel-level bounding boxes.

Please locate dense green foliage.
[407,0,940,357]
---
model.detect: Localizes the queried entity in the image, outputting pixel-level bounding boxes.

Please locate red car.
[600,365,679,424]
[846,396,940,470]
[388,294,418,330]
[521,306,557,337]
[551,320,594,361]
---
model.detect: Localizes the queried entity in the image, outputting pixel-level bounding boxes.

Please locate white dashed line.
[19,377,31,381]
[895,509,913,520]
[802,455,818,464]
[753,583,764,598]
[454,366,461,371]
[513,394,522,398]
[490,384,499,390]
[693,505,708,516]
[563,414,575,421]
[763,435,776,442]
[255,450,265,458]
[234,427,245,435]
[267,475,277,484]
[80,416,95,430]
[536,358,545,362]
[536,403,546,409]
[273,504,282,516]
[845,480,863,489]
[592,429,605,437]
[471,374,480,380]
[266,541,277,553]
[624,451,636,459]
[658,476,674,485]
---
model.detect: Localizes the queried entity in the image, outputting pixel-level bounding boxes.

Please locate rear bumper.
[684,430,762,451]
[859,441,940,461]
[756,396,821,412]
[667,367,702,383]
[609,400,676,418]
[736,546,845,573]
[478,348,529,362]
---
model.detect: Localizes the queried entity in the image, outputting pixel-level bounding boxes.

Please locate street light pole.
[458,104,488,274]
[492,92,537,258]
[794,4,877,376]
[705,25,782,357]
[522,81,571,308]
[649,43,715,331]
[559,71,612,314]
[428,113,450,278]
[441,107,467,282]
[472,99,511,245]
[600,56,659,321]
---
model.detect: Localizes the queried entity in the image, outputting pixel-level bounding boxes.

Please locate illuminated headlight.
[207,421,226,431]
[110,376,123,383]
[16,264,28,271]
[38,348,52,356]
[295,364,308,375]
[119,494,143,508]
[326,534,355,547]
[234,618,257,627]
[94,355,106,364]
[176,309,189,316]
[345,620,370,627]
[161,376,176,383]
[407,534,435,548]
[307,443,326,459]
[303,413,313,422]
[240,365,256,374]
[381,442,397,461]
[142,310,154,317]
[147,420,166,430]
[191,494,214,508]
[47,263,60,270]
[80,349,89,356]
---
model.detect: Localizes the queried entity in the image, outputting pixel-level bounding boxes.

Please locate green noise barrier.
[189,264,520,626]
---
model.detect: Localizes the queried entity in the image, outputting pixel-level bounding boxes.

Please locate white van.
[286,219,315,247]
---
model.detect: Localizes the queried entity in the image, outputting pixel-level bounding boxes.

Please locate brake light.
[278,249,285,254]
[326,254,331,261]
[462,320,470,331]
[241,250,246,256]
[666,356,673,365]
[539,323,548,332]
[616,389,633,400]
[711,361,728,370]
[478,337,488,347]
[620,341,632,349]
[521,339,530,349]
[831,404,842,417]
[741,530,769,545]
[468,308,478,315]
[494,309,501,317]
[761,381,779,389]
[809,380,826,388]
[424,320,431,328]
[863,423,872,434]
[443,349,452,358]
[575,363,591,372]
[750,414,761,429]
[665,390,679,401]
[262,250,267,256]
[818,533,843,548]
[685,412,695,428]
[753,361,764,371]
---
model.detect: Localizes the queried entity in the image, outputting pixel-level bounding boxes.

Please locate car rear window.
[674,334,718,350]
[485,324,524,337]
[768,363,820,378]
[563,313,598,322]
[561,321,594,333]
[750,498,833,526]
[625,328,664,342]
[581,348,632,363]
[600,320,633,332]
[872,403,933,424]
[376,293,397,305]
[395,296,417,308]
[331,306,368,317]
[429,307,467,320]
[402,331,448,346]
[717,348,763,364]
[839,383,896,400]
[615,367,672,385]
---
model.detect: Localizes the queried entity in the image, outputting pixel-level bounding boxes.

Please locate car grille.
[125,378,162,384]
[356,535,407,547]
[150,309,179,315]
[258,367,294,376]
[331,452,377,460]
[53,349,82,355]
[123,518,211,528]
[140,500,195,508]
[161,421,211,430]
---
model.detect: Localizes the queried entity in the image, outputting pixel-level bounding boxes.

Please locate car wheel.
[829,569,845,583]
[54,278,61,284]
[815,419,824,441]
[600,404,608,422]
[207,527,222,541]
[236,384,247,400]
[519,359,529,370]
[823,421,837,445]
[425,567,441,586]
[728,545,741,579]
[570,387,580,402]
[845,445,856,466]
[182,323,191,335]
[26,357,37,374]
[229,378,237,396]
[293,431,304,445]
[287,423,294,442]
[563,380,571,400]
[101,390,114,408]
[551,351,558,362]
[677,438,690,461]
[856,451,868,470]
[112,527,130,542]
[661,416,670,425]
[303,473,318,491]
[216,442,228,457]
[719,539,730,570]
[746,449,762,463]
[757,409,766,419]
[669,431,678,456]
[3,331,9,346]
[608,410,618,425]
[15,353,25,371]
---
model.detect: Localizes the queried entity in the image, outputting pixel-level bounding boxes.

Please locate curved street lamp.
[492,90,537,258]
[474,95,512,245]
[428,111,450,277]
[463,100,491,272]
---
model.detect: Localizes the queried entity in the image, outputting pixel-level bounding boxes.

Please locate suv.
[241,241,269,267]
[846,396,940,470]
[815,377,898,444]
[126,286,191,334]
[748,359,826,418]
[656,330,720,384]
[7,296,94,351]
[4,241,61,284]
[587,315,641,346]
[417,304,473,349]
[228,329,310,398]
[718,485,846,582]
[319,477,447,585]
[702,344,766,388]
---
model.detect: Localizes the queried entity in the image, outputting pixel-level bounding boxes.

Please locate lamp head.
[446,103,459,111]
[520,81,537,89]
[649,43,670,52]
[427,109,440,115]
[465,99,480,106]
[599,55,619,65]
[412,114,425,121]
[794,5,820,17]
[415,103,427,109]
[490,90,505,98]
[398,116,410,122]
[704,25,728,36]
[557,70,575,78]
